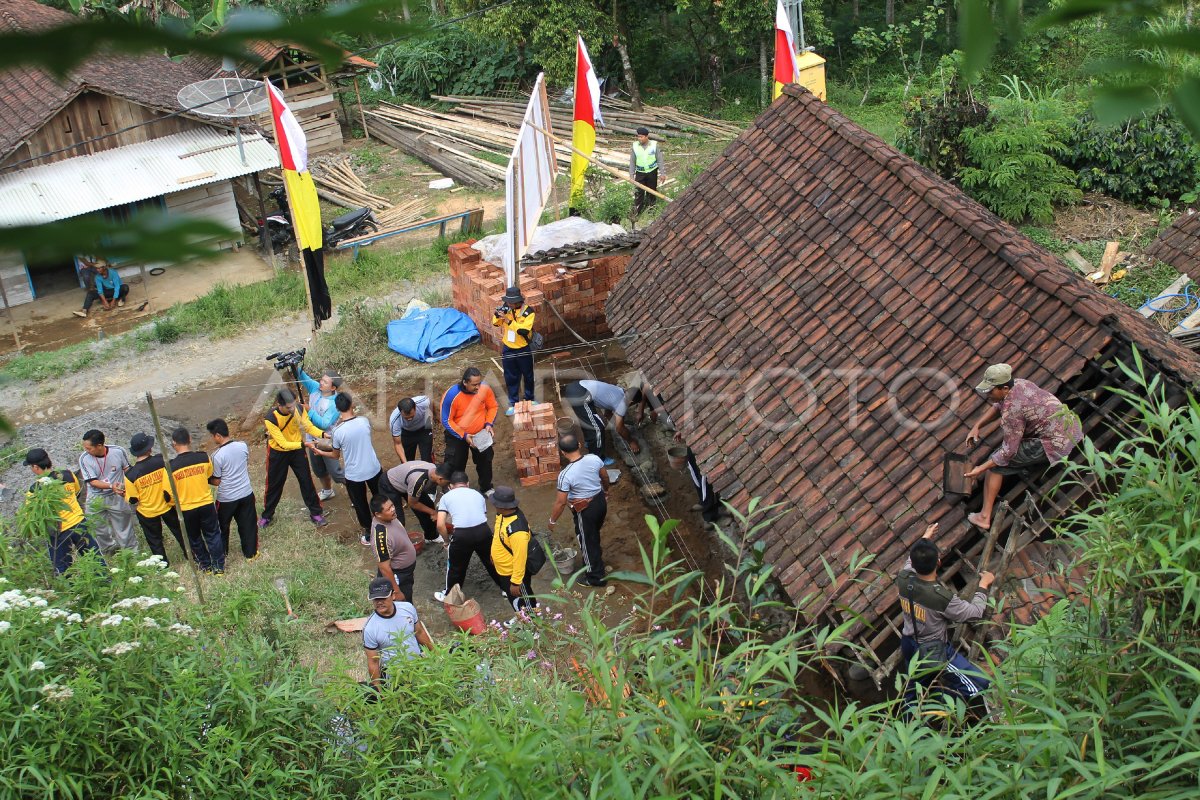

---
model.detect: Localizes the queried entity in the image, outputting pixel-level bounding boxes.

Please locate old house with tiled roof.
[606,85,1200,680]
[0,0,277,308]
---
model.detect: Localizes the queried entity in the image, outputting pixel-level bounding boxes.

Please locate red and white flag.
[571,35,602,206]
[773,0,800,100]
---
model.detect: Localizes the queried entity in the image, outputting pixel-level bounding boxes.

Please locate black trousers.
[444,522,503,593]
[562,382,605,455]
[500,572,537,611]
[634,168,658,215]
[262,447,322,520]
[684,449,722,522]
[443,431,494,493]
[572,492,608,583]
[502,346,535,404]
[400,427,434,462]
[217,493,259,559]
[384,563,417,604]
[82,283,129,310]
[182,504,225,572]
[48,522,104,575]
[135,510,186,565]
[346,469,382,533]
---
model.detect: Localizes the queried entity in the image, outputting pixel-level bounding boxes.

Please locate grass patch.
[0,339,113,383]
[306,300,397,377]
[826,81,906,145]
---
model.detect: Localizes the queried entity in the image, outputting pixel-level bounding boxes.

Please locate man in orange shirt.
[439,366,498,495]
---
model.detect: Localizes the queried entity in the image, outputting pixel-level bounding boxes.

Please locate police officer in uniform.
[493,286,537,415]
[896,522,995,709]
[629,126,660,216]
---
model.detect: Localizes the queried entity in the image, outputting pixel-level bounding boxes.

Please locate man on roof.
[963,363,1083,530]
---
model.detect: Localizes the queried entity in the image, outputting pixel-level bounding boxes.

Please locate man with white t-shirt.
[560,379,641,465]
[363,576,431,689]
[207,418,260,560]
[78,428,138,554]
[550,433,610,587]
[434,471,503,601]
[320,393,383,545]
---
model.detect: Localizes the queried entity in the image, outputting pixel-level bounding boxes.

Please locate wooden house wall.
[164,180,241,249]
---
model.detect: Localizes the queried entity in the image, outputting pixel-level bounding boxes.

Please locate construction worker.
[169,428,225,574]
[561,379,641,465]
[489,485,537,612]
[549,433,610,587]
[440,367,498,495]
[629,126,660,216]
[492,286,537,414]
[24,448,104,574]
[896,522,994,710]
[124,433,186,565]
[259,388,328,529]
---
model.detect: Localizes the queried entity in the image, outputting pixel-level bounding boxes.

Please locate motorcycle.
[257,186,379,256]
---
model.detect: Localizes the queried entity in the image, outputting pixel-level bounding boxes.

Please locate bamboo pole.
[266,86,317,335]
[146,391,205,604]
[354,76,369,142]
[526,122,671,202]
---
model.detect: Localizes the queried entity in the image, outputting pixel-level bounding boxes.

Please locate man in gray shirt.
[324,394,383,546]
[370,495,417,602]
[549,433,610,587]
[383,459,446,544]
[434,471,503,601]
[560,379,641,465]
[78,428,138,553]
[207,418,260,560]
[389,395,434,463]
[363,576,431,688]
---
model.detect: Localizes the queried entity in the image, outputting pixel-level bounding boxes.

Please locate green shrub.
[1065,110,1200,205]
[897,77,990,180]
[374,28,525,101]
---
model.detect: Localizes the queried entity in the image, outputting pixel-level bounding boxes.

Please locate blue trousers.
[899,635,990,702]
[182,504,225,572]
[49,522,104,574]
[502,346,535,404]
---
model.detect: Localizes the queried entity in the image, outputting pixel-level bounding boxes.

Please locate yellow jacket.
[492,306,535,350]
[491,509,532,584]
[264,407,323,452]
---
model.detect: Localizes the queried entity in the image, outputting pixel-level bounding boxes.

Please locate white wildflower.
[99,614,127,627]
[40,608,70,620]
[127,576,143,585]
[29,660,46,671]
[142,617,160,629]
[111,596,170,610]
[66,613,82,624]
[40,684,74,702]
[0,576,8,584]
[0,620,10,633]
[164,571,179,579]
[29,597,48,608]
[167,623,196,637]
[110,568,121,574]
[136,555,167,569]
[100,641,141,656]
[175,586,185,593]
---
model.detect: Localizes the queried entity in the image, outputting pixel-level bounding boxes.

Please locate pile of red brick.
[511,400,560,487]
[447,242,630,351]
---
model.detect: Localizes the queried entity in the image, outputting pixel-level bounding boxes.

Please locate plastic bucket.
[447,604,486,635]
[667,445,688,470]
[557,417,575,436]
[552,546,581,575]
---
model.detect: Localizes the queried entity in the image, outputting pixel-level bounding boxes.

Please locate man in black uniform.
[124,433,186,565]
[170,428,225,574]
[896,522,994,708]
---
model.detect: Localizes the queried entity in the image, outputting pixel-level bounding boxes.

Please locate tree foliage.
[1065,109,1200,204]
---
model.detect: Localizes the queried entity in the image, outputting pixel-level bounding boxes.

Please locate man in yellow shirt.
[24,448,104,574]
[170,427,225,574]
[492,286,537,415]
[124,433,186,566]
[259,388,329,529]
[489,485,537,613]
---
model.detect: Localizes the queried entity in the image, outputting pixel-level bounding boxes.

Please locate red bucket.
[444,598,486,635]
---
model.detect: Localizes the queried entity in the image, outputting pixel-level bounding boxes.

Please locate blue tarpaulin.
[386,307,480,363]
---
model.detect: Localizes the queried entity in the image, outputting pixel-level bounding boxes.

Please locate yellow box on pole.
[796,51,826,101]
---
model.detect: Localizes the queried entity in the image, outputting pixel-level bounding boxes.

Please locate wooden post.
[146,391,205,604]
[0,275,22,351]
[253,171,276,271]
[354,75,369,142]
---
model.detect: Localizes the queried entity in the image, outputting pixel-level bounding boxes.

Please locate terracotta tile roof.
[1145,208,1200,279]
[0,0,207,160]
[606,86,1200,654]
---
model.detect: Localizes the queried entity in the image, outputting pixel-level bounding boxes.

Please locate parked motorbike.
[257,186,379,254]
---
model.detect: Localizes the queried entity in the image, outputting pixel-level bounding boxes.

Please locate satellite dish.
[177,77,270,167]
[177,77,268,119]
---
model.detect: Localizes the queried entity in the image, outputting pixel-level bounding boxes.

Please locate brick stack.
[511,400,559,487]
[447,241,630,351]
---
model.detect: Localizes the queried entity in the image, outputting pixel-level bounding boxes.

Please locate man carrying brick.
[440,367,498,495]
[493,286,537,415]
[549,433,610,587]
[561,379,641,466]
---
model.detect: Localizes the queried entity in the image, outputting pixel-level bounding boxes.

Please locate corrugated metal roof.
[0,128,280,226]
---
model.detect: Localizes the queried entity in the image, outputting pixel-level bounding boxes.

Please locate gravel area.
[0,408,181,518]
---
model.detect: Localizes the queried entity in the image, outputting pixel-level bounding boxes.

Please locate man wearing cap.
[963,364,1084,530]
[389,395,435,463]
[24,448,104,573]
[493,286,537,415]
[629,127,660,216]
[79,429,138,554]
[434,470,504,601]
[370,495,417,602]
[489,485,538,612]
[440,367,498,494]
[124,433,186,565]
[260,388,328,530]
[297,365,346,501]
[549,433,610,587]
[207,419,259,561]
[383,459,448,545]
[363,576,431,689]
[561,379,641,466]
[170,427,225,574]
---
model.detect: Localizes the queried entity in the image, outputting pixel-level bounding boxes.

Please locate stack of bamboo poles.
[361,93,743,189]
[375,197,431,229]
[310,157,391,211]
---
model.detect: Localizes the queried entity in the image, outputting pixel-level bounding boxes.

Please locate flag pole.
[528,122,671,202]
[266,80,317,336]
